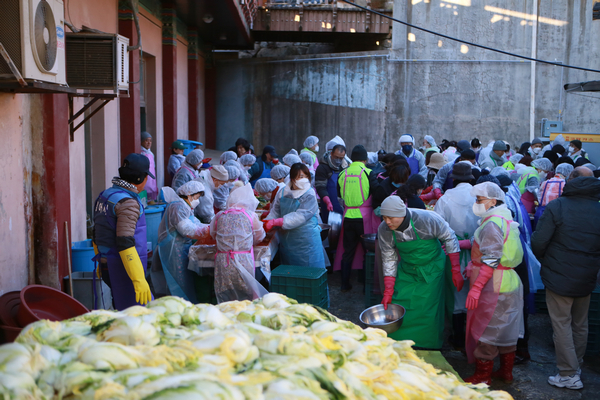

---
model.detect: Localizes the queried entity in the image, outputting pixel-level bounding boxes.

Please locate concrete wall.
[216,0,600,154]
[0,94,33,295]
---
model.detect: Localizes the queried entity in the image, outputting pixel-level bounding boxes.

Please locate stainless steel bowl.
[327,211,342,248]
[360,233,377,253]
[359,303,405,334]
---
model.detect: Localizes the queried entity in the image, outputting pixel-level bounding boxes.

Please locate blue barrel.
[71,240,96,272]
[145,204,166,251]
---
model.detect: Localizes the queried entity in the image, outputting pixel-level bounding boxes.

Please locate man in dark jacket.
[249,145,279,187]
[531,176,600,390]
[315,144,348,223]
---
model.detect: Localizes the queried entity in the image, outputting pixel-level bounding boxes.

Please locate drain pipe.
[127,0,142,52]
[529,0,539,142]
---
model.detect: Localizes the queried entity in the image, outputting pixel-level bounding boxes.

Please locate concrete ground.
[326,271,600,400]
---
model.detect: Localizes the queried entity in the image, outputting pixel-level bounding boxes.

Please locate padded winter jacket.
[531,177,600,297]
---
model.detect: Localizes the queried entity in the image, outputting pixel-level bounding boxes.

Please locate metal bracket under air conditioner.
[68,93,117,142]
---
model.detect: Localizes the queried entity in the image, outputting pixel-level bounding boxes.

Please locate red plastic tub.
[0,291,22,327]
[17,285,89,327]
[0,325,22,343]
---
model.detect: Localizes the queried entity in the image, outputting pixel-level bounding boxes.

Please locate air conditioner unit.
[0,0,67,85]
[65,33,129,92]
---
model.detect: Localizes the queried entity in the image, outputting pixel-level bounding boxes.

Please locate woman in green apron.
[378,196,462,349]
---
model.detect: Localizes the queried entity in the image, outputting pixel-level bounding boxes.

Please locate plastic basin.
[0,325,22,344]
[179,139,204,156]
[71,239,96,272]
[17,285,89,326]
[360,234,377,253]
[0,291,22,327]
[319,224,331,241]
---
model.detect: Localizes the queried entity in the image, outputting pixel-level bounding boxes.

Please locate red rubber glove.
[381,276,396,310]
[465,265,495,310]
[448,252,464,292]
[420,190,437,202]
[433,188,443,200]
[265,218,284,231]
[459,239,472,250]
[323,196,334,212]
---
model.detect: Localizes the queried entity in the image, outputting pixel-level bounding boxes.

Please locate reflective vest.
[338,162,371,219]
[516,167,539,195]
[475,215,523,293]
[502,161,515,171]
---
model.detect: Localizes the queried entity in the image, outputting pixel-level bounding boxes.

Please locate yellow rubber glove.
[119,247,152,305]
[92,242,101,279]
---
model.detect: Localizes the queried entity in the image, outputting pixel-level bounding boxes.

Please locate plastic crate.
[271,265,328,306]
[179,139,204,156]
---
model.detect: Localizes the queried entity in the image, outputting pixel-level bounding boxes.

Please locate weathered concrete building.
[216,0,600,155]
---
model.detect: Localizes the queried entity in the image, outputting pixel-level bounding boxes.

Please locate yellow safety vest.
[338,162,372,219]
[516,167,539,195]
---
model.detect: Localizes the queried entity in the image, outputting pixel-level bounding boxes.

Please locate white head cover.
[398,134,414,145]
[255,178,278,194]
[239,154,256,166]
[304,136,319,148]
[555,163,574,178]
[299,152,314,166]
[176,180,205,196]
[470,181,506,201]
[424,135,437,147]
[326,135,346,152]
[531,158,553,172]
[283,153,302,167]
[226,182,259,212]
[220,151,238,164]
[490,166,509,177]
[367,152,379,165]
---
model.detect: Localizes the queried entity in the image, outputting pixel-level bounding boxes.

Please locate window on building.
[594,1,600,20]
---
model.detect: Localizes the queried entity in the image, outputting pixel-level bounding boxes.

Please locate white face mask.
[293,178,311,190]
[532,147,541,154]
[472,202,488,217]
[568,146,576,154]
[243,165,251,171]
[538,171,547,181]
[314,145,319,152]
[190,199,200,209]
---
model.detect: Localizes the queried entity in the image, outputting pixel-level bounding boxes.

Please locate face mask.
[568,146,576,154]
[243,165,251,171]
[190,199,200,209]
[314,145,319,152]
[402,145,413,155]
[538,171,547,181]
[472,202,488,217]
[391,181,401,188]
[293,178,311,190]
[532,147,541,154]
[264,193,272,201]
[331,157,343,168]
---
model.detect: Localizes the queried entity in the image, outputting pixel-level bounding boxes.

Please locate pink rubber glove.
[323,196,334,212]
[433,188,443,200]
[465,265,494,310]
[381,276,396,310]
[265,218,284,231]
[420,190,437,202]
[459,239,472,250]
[448,252,464,292]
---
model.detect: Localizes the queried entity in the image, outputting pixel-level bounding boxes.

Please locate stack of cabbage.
[0,294,512,399]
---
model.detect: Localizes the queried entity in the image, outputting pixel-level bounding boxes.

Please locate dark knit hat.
[351,145,368,162]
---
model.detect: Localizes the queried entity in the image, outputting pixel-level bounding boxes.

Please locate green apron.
[389,221,447,349]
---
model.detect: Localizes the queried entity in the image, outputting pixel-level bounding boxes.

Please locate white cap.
[399,134,414,145]
[210,165,229,181]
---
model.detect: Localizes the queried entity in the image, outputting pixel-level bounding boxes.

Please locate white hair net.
[224,164,241,181]
[185,149,204,166]
[555,163,574,178]
[176,180,205,196]
[531,158,553,172]
[220,151,238,164]
[424,135,437,147]
[299,152,314,166]
[255,178,278,194]
[490,166,509,177]
[304,136,319,148]
[239,154,256,166]
[583,163,597,171]
[287,149,299,156]
[325,135,346,152]
[509,154,524,164]
[226,183,259,212]
[271,165,290,181]
[283,154,302,167]
[367,152,378,165]
[470,181,506,201]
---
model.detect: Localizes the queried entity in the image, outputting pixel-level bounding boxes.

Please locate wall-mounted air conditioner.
[0,0,67,85]
[65,33,129,92]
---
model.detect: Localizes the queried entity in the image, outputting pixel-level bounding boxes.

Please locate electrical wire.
[339,0,600,74]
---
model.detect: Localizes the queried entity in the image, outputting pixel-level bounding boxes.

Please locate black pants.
[341,217,364,288]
